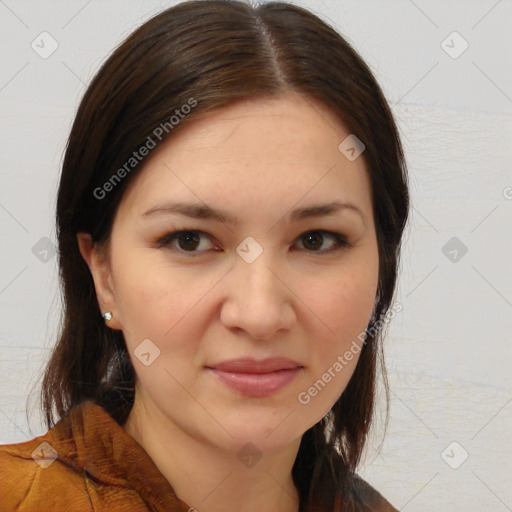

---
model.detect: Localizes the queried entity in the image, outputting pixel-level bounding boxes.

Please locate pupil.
[175,232,325,252]
[304,233,322,250]
[179,233,199,250]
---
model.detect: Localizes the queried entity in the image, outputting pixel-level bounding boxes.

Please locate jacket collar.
[49,400,191,511]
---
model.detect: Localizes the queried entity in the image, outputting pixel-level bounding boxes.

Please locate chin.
[205,409,308,455]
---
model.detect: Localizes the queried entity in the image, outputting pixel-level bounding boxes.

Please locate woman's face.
[91,93,379,454]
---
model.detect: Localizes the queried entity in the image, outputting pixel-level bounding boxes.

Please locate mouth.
[205,357,304,398]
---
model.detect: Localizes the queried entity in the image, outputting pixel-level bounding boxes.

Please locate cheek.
[297,269,376,416]
[304,258,377,386]
[113,267,214,397]
[111,246,210,349]
[314,264,377,341]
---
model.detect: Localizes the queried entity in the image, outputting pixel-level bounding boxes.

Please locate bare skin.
[78,92,379,512]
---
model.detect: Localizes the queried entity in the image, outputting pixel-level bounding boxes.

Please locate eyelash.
[153,229,350,256]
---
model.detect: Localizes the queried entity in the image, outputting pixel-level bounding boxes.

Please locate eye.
[153,229,350,256]
[153,230,216,255]
[295,230,349,253]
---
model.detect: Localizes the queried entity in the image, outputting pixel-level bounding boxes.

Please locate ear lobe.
[76,232,122,330]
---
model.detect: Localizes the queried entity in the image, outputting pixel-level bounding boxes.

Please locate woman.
[0,1,409,510]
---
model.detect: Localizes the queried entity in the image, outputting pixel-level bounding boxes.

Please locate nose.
[219,250,295,340]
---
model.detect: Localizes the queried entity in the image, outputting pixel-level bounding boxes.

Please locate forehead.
[163,93,349,156]
[116,93,373,225]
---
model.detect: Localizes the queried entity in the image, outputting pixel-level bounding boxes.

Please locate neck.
[123,394,302,512]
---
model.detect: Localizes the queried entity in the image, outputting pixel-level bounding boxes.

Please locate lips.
[206,357,303,397]
[209,357,303,373]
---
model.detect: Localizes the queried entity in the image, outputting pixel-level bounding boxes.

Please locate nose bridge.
[221,237,293,338]
[235,239,281,305]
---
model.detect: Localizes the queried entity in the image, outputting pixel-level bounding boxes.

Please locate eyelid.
[153,230,218,252]
[153,228,350,255]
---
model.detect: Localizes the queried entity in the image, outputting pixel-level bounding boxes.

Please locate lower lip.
[207,368,302,397]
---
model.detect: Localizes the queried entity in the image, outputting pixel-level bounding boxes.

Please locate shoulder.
[345,474,398,512]
[0,401,154,512]
[0,401,183,511]
[0,428,94,511]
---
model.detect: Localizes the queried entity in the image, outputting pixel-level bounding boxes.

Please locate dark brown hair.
[40,1,409,509]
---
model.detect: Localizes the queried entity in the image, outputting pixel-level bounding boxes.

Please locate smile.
[206,357,303,397]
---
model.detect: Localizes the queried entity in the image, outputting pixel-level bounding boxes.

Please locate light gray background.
[1,1,511,510]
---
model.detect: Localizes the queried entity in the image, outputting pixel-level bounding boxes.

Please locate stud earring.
[102,312,112,322]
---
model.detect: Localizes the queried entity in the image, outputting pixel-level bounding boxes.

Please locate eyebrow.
[142,200,366,226]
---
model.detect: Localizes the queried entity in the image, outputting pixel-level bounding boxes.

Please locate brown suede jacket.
[0,401,397,511]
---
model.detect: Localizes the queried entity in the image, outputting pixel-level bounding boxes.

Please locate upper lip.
[208,357,303,374]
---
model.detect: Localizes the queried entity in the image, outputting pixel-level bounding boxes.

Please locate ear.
[76,232,123,330]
